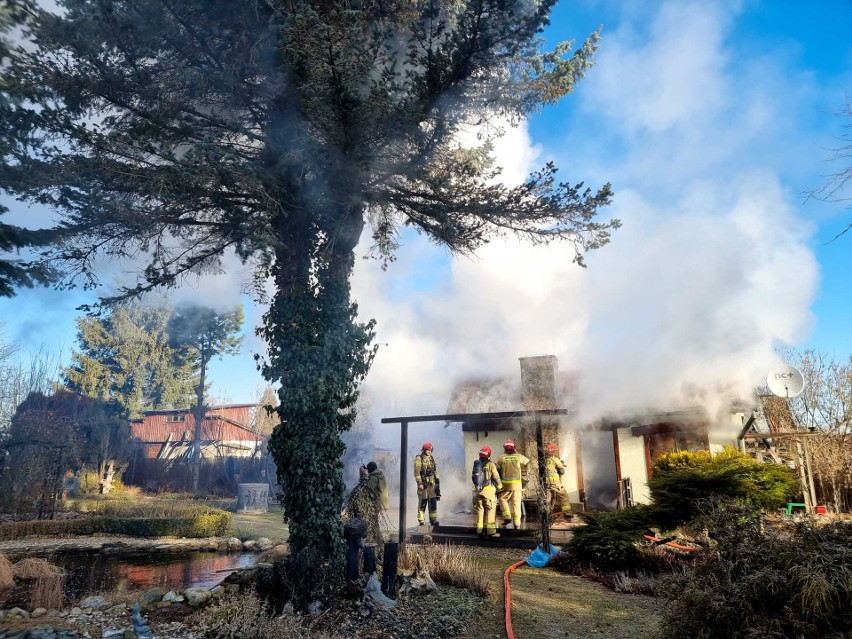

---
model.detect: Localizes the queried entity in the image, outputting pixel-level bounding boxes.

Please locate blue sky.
[1,0,850,429]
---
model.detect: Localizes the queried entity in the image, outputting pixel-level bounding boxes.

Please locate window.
[165,414,186,423]
[647,428,706,464]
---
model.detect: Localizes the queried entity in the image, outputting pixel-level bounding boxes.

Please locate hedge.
[0,509,232,540]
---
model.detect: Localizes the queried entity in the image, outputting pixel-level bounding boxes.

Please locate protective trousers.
[418,494,438,525]
[475,485,498,536]
[547,483,572,514]
[498,488,524,527]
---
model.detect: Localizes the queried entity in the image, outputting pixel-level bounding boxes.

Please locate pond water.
[49,551,258,603]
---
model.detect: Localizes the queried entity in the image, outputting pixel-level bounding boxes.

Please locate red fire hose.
[503,560,526,639]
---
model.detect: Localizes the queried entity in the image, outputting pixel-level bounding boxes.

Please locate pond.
[49,551,258,603]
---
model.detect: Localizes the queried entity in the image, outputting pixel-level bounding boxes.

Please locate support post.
[535,415,550,551]
[398,420,409,551]
[381,541,398,599]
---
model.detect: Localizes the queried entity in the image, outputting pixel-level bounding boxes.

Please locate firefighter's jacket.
[414,453,439,487]
[472,459,502,493]
[366,470,389,509]
[495,452,530,490]
[545,456,566,488]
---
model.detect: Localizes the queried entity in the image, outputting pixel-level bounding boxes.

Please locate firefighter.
[495,439,529,529]
[472,445,502,538]
[414,442,440,526]
[364,461,388,510]
[544,443,572,519]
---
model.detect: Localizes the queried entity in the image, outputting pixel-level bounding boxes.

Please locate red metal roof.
[130,405,259,443]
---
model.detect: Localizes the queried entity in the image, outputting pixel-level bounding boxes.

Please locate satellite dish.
[766,366,805,398]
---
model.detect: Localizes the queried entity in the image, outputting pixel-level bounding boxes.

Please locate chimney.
[519,355,558,409]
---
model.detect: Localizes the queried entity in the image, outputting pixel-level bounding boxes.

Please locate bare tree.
[807,96,851,240]
[788,350,852,512]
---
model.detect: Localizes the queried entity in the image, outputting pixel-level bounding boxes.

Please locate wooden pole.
[398,420,409,551]
[535,415,550,551]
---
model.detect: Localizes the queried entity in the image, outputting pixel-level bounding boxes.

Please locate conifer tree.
[2,0,618,603]
[63,300,196,418]
[167,303,243,493]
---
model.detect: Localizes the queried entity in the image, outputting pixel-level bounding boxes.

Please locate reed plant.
[399,543,489,596]
[13,558,66,610]
[0,553,14,591]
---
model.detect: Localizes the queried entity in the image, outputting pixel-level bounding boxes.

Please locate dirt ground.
[472,551,662,639]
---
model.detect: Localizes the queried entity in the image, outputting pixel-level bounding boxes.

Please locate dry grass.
[13,558,60,579]
[12,558,66,610]
[192,592,339,639]
[399,543,489,596]
[0,553,14,590]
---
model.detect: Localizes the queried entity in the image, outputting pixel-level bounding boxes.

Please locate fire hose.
[503,559,526,639]
[642,534,697,551]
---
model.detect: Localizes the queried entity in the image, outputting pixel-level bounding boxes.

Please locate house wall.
[616,429,651,505]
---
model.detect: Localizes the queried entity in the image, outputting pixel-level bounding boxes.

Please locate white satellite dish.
[766,366,805,398]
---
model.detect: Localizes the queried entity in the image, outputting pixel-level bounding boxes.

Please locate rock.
[124,630,138,639]
[156,601,172,609]
[70,607,82,616]
[153,544,172,552]
[139,587,167,606]
[102,629,125,638]
[282,601,294,615]
[28,626,55,639]
[308,600,323,616]
[8,607,30,618]
[217,540,229,552]
[257,543,289,562]
[242,540,257,551]
[79,595,111,611]
[227,537,243,552]
[210,585,224,597]
[184,586,213,608]
[31,607,48,617]
[256,537,273,551]
[224,583,240,594]
[107,603,127,613]
[162,591,184,603]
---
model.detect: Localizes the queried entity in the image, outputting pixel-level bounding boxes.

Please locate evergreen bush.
[648,448,798,528]
[567,505,657,570]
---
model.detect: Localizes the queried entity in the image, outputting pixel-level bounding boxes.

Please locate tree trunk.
[263,197,373,607]
[191,361,207,494]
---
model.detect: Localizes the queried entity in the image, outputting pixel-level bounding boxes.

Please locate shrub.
[658,500,852,639]
[0,508,231,539]
[648,448,798,528]
[567,505,657,570]
[191,592,337,639]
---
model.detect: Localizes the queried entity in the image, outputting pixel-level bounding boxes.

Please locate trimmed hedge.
[0,509,231,539]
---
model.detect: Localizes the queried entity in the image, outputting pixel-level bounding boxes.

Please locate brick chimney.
[519,355,558,409]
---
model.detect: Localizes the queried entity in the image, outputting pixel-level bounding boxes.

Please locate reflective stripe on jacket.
[545,456,565,486]
[414,454,439,485]
[496,453,529,487]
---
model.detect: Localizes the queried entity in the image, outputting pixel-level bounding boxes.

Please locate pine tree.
[63,300,196,418]
[2,0,618,604]
[167,303,243,492]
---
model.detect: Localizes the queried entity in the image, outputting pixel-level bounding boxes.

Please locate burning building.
[448,355,771,510]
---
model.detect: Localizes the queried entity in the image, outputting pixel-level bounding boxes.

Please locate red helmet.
[504,439,516,451]
[545,443,558,455]
[479,446,492,459]
[422,442,434,451]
